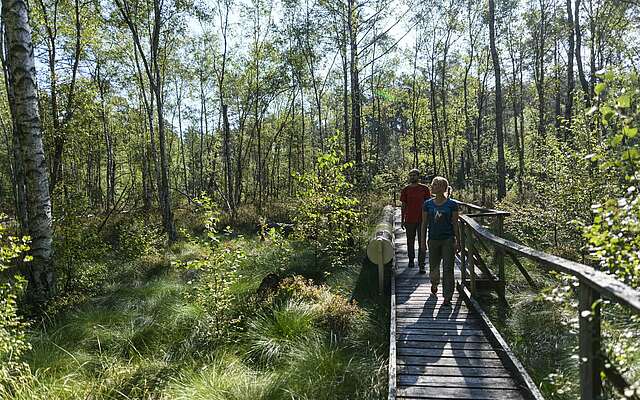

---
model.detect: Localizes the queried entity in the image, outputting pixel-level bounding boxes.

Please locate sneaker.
[408,260,415,268]
[431,284,438,295]
[418,266,426,274]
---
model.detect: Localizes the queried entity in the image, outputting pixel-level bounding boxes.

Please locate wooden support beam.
[579,281,602,400]
[495,217,505,301]
[467,228,477,296]
[461,224,467,283]
[507,252,538,290]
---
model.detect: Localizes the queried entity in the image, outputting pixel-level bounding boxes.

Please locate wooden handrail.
[459,210,640,400]
[460,215,640,313]
[457,200,511,217]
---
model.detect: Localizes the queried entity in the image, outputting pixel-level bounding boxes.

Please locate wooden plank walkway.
[391,208,531,400]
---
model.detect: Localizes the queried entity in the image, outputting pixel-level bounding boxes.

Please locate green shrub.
[273,275,322,303]
[293,135,362,266]
[316,293,367,340]
[174,196,245,345]
[111,216,164,260]
[53,216,111,297]
[0,216,32,397]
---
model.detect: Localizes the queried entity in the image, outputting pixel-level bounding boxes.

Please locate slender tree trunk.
[588,0,596,99]
[341,9,350,163]
[411,34,419,168]
[97,61,115,209]
[535,1,547,141]
[175,79,188,194]
[489,0,506,199]
[152,2,176,241]
[565,0,575,136]
[3,0,55,301]
[348,0,362,173]
[574,0,590,103]
[554,40,562,135]
[199,69,206,193]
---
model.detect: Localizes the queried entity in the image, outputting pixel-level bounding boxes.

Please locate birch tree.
[2,0,55,302]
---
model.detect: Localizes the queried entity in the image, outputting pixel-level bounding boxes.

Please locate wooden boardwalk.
[390,209,531,400]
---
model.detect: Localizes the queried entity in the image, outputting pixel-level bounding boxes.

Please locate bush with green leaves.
[53,217,110,296]
[583,70,640,288]
[293,135,362,266]
[0,217,32,397]
[111,216,164,260]
[174,196,245,345]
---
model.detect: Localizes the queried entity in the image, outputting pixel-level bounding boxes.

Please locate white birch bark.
[2,0,55,301]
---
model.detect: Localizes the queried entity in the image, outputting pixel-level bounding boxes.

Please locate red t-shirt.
[400,184,431,223]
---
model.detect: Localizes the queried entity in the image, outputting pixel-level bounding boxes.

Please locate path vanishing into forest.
[381,204,640,400]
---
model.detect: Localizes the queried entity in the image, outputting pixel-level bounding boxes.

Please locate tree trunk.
[348,0,362,173]
[411,34,419,168]
[341,9,350,163]
[565,0,575,136]
[97,61,115,209]
[175,78,188,194]
[489,0,506,200]
[152,0,176,241]
[116,0,176,239]
[535,1,547,141]
[574,0,590,102]
[3,0,55,302]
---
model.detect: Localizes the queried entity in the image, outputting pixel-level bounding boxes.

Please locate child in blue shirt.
[420,176,460,306]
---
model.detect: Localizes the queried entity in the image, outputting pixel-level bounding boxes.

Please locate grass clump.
[246,299,319,364]
[165,353,280,400]
[283,339,384,400]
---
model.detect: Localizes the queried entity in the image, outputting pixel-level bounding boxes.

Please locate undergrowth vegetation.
[0,149,387,399]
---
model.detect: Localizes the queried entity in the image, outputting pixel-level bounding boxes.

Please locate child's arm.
[420,209,429,248]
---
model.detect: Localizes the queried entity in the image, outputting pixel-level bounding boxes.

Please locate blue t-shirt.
[423,198,459,240]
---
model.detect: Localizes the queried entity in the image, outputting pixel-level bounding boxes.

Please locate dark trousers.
[428,237,455,300]
[405,222,426,266]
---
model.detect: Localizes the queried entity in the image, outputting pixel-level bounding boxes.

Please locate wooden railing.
[457,203,640,400]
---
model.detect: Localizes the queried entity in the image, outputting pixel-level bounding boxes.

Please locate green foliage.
[0,218,32,396]
[293,135,362,266]
[54,216,110,296]
[583,71,640,288]
[111,216,165,260]
[585,187,640,288]
[174,196,245,345]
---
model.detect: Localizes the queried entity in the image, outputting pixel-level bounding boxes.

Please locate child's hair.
[431,176,453,197]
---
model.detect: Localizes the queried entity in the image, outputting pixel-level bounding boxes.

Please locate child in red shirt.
[400,169,431,270]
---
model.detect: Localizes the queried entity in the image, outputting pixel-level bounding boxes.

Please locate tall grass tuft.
[282,339,380,400]
[165,353,280,400]
[245,300,320,364]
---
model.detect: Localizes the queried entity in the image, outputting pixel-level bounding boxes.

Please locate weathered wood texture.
[459,207,640,400]
[460,215,640,313]
[391,208,537,400]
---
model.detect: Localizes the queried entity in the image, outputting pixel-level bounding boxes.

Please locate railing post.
[460,222,467,284]
[497,248,506,301]
[378,240,385,296]
[466,227,477,297]
[494,215,506,300]
[579,281,602,400]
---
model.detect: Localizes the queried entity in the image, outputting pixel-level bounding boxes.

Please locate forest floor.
[13,212,389,400]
